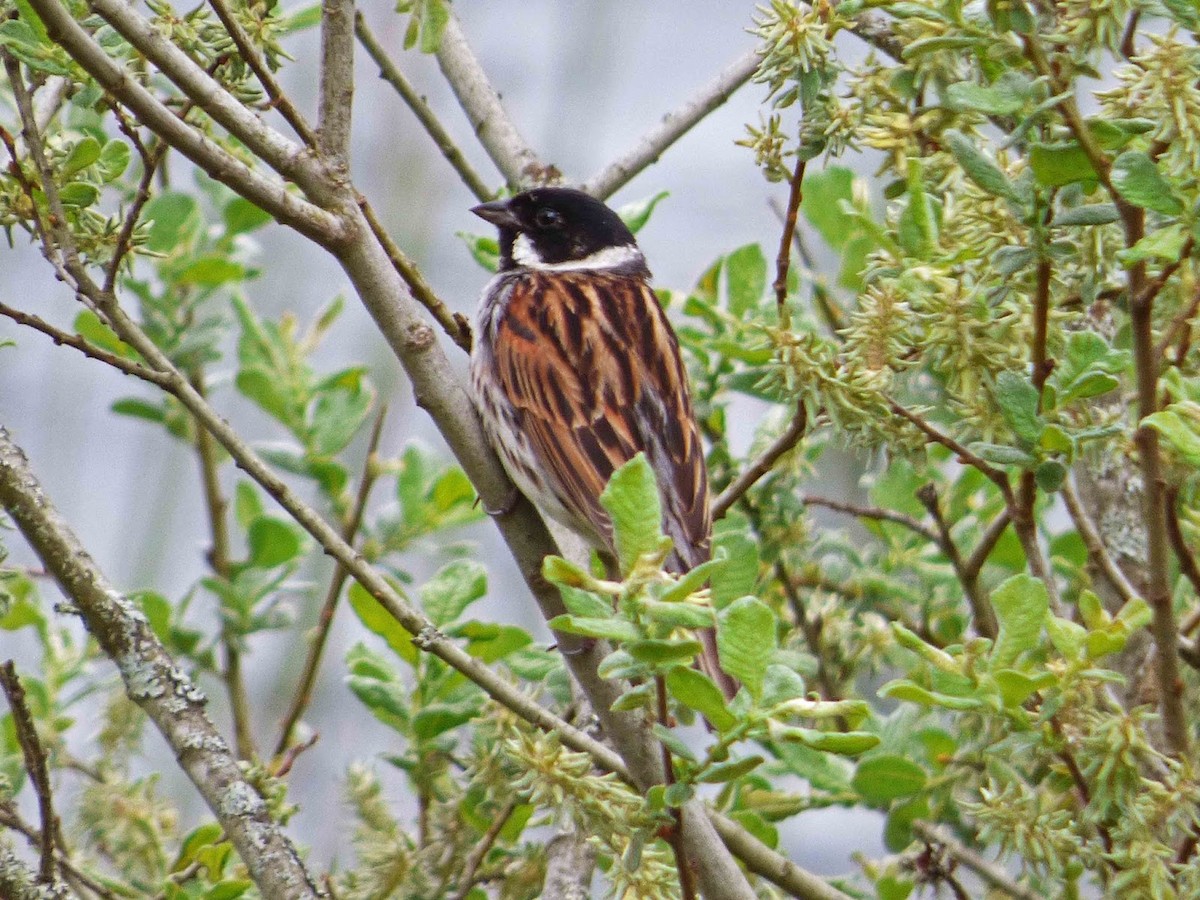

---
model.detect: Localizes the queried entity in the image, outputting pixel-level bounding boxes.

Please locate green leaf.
[348,582,417,664]
[96,139,131,182]
[698,755,764,783]
[618,191,669,234]
[1051,203,1120,227]
[1117,223,1188,267]
[421,560,487,626]
[801,166,857,251]
[1111,151,1183,216]
[413,698,482,739]
[1029,142,1097,187]
[62,137,101,177]
[417,0,449,52]
[600,454,663,573]
[942,130,1016,200]
[716,596,776,699]
[246,517,302,568]
[760,663,806,708]
[897,158,938,257]
[455,621,531,663]
[852,755,927,804]
[144,192,200,254]
[993,668,1055,707]
[59,182,99,207]
[994,370,1043,445]
[725,244,767,318]
[547,615,641,642]
[990,574,1049,668]
[943,77,1026,115]
[1046,615,1087,659]
[309,383,373,456]
[777,727,880,755]
[969,442,1037,467]
[625,639,701,665]
[665,666,736,732]
[1034,460,1067,493]
[880,680,984,711]
[885,797,929,853]
[651,724,698,763]
[177,255,246,286]
[1145,405,1200,466]
[279,3,321,33]
[709,528,758,610]
[224,198,273,236]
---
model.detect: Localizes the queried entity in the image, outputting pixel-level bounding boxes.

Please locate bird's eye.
[533,208,564,229]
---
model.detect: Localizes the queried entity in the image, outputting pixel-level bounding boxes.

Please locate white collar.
[512,234,644,272]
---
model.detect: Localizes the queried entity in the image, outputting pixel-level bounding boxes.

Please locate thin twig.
[449,798,517,900]
[800,494,939,543]
[358,195,472,351]
[207,0,318,147]
[433,11,545,188]
[712,404,806,519]
[582,47,761,199]
[1155,279,1200,366]
[1062,478,1141,607]
[190,370,257,762]
[778,561,843,706]
[656,674,697,900]
[355,12,492,201]
[0,662,60,885]
[773,156,807,328]
[916,485,997,640]
[961,508,1011,582]
[274,405,388,757]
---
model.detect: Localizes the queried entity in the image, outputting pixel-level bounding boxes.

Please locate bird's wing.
[490,270,710,568]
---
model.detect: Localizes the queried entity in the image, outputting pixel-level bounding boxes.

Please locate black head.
[471,188,641,271]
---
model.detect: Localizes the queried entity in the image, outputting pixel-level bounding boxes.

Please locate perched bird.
[469,187,735,698]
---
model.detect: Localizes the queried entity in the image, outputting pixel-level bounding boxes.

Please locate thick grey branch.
[0,843,71,900]
[318,0,355,160]
[710,811,855,900]
[0,427,322,900]
[26,0,344,243]
[582,47,760,200]
[435,11,545,188]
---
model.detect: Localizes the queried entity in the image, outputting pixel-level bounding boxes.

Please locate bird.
[469,187,736,699]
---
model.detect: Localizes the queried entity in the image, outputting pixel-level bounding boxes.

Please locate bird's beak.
[471,199,521,229]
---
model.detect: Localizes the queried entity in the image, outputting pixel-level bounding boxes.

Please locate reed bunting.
[469,187,735,698]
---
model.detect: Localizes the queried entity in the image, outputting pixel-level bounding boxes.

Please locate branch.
[355,12,492,202]
[26,0,344,243]
[434,11,546,188]
[207,0,318,147]
[709,810,855,900]
[916,485,998,640]
[1165,487,1200,636]
[961,508,1012,582]
[539,827,597,900]
[317,0,355,160]
[801,494,940,543]
[274,406,388,757]
[450,798,517,900]
[582,47,760,199]
[0,844,72,900]
[0,428,323,900]
[712,404,806,519]
[0,662,60,886]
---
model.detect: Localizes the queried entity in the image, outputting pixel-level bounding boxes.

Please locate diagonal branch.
[355,12,492,202]
[434,11,546,188]
[712,404,806,519]
[0,427,323,900]
[1062,478,1141,607]
[582,47,761,199]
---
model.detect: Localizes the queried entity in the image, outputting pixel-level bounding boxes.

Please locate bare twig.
[582,47,761,199]
[317,0,355,160]
[1155,280,1200,366]
[961,508,1011,582]
[0,662,60,885]
[801,494,940,543]
[773,156,807,327]
[712,404,806,519]
[0,429,323,900]
[207,0,317,147]
[434,11,545,188]
[355,12,492,202]
[358,195,473,351]
[916,485,998,639]
[1166,487,1200,637]
[1062,478,1142,607]
[274,406,388,757]
[450,798,517,900]
[190,370,257,761]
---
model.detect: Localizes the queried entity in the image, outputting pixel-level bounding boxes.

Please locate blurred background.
[0,0,880,878]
